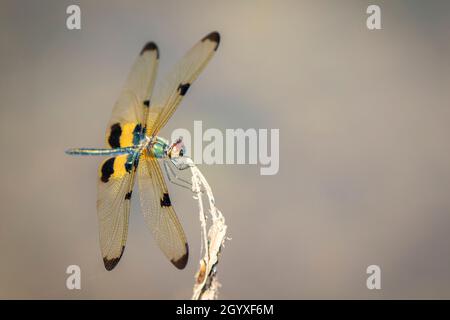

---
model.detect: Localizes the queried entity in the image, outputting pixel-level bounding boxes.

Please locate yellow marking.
[120,123,137,147]
[97,156,129,180]
[112,155,128,178]
[140,149,155,161]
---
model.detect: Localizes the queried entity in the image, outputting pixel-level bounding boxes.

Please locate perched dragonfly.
[66,32,220,271]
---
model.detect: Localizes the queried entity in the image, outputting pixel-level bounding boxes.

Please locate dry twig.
[187,161,227,300]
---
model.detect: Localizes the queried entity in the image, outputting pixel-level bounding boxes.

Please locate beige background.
[1,0,450,299]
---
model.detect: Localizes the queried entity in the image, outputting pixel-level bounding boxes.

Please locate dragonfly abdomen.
[65,147,136,156]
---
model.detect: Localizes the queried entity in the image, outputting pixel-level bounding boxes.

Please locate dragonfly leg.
[163,160,193,191]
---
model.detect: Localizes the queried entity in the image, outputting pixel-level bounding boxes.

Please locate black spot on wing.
[125,191,132,200]
[108,123,122,148]
[103,246,125,271]
[140,41,159,59]
[133,155,140,169]
[132,123,143,145]
[201,31,220,51]
[143,99,150,108]
[101,158,115,183]
[160,193,172,207]
[177,83,190,96]
[171,243,189,269]
[125,161,133,173]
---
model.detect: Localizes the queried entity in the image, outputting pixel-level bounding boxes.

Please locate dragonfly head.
[167,137,186,159]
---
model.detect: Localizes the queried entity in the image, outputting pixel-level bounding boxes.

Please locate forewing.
[106,42,159,148]
[147,31,220,136]
[97,154,136,270]
[137,153,188,269]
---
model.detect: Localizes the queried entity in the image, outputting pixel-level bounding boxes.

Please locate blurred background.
[1,0,450,299]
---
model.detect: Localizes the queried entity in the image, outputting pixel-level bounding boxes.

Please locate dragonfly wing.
[95,43,157,270]
[97,154,137,270]
[147,31,220,136]
[137,153,188,269]
[106,42,159,148]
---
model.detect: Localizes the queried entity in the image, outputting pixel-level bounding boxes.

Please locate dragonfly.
[66,31,220,271]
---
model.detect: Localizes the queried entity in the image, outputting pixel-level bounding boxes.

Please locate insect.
[66,32,220,271]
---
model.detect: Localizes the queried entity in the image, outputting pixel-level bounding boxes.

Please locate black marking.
[132,123,143,145]
[133,155,140,169]
[140,42,159,59]
[125,160,133,173]
[201,31,220,51]
[125,191,132,200]
[177,83,190,96]
[101,158,115,183]
[143,99,150,108]
[160,193,172,207]
[108,123,122,148]
[134,123,142,134]
[171,243,189,269]
[103,246,125,271]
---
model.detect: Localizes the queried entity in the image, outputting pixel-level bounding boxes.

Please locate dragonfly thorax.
[147,136,186,159]
[148,136,170,158]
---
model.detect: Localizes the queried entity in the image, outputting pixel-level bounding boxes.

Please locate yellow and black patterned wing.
[137,153,188,269]
[106,42,159,148]
[97,155,136,270]
[146,31,220,136]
